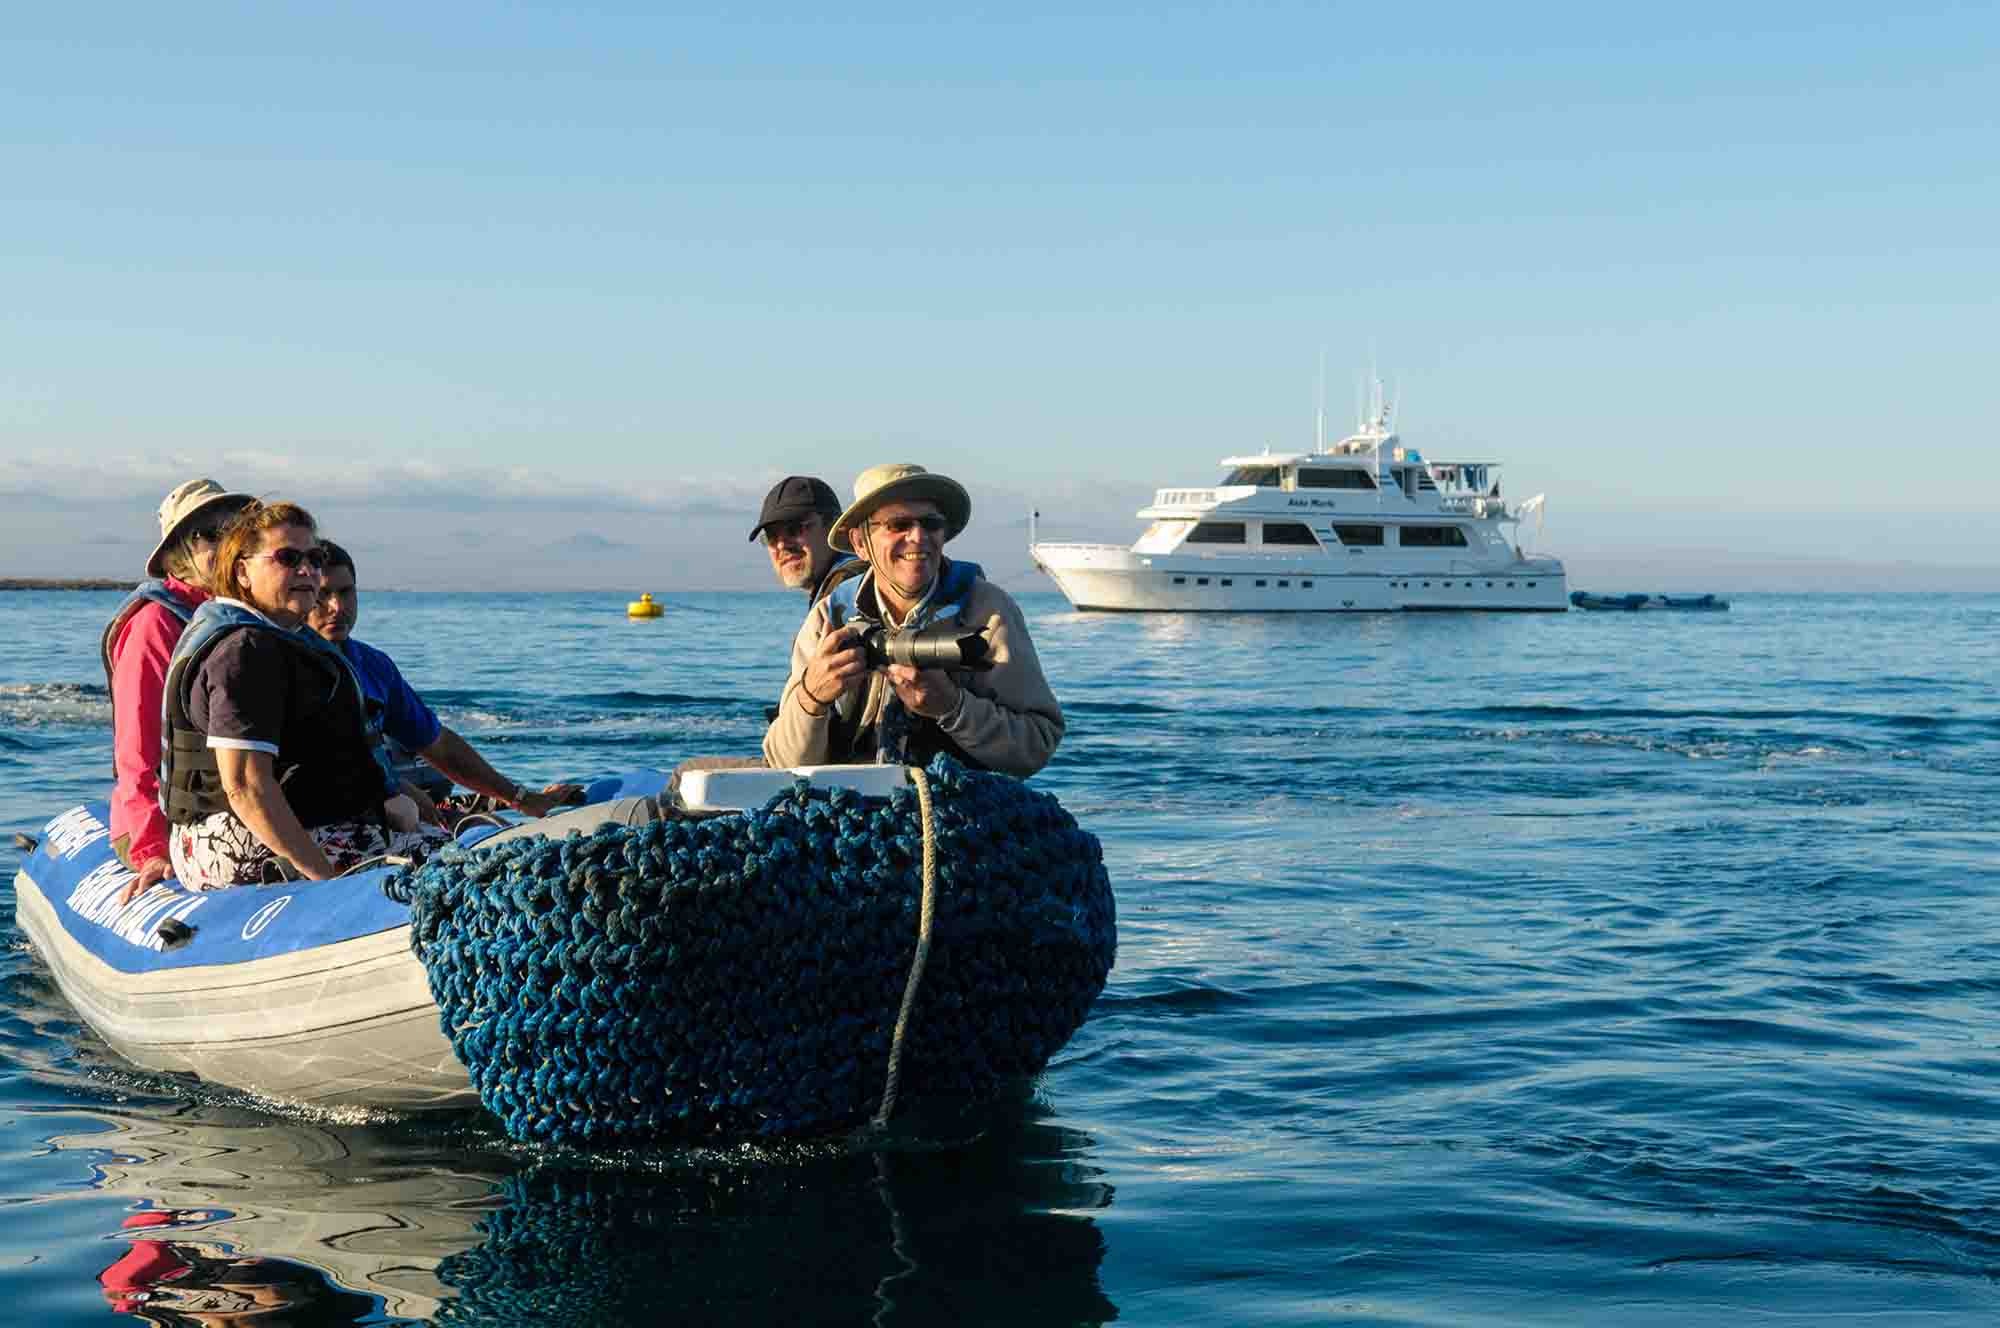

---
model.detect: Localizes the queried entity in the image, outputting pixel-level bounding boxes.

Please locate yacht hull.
[1033,544,1567,612]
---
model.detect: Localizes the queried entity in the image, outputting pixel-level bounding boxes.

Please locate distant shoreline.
[0,578,131,591]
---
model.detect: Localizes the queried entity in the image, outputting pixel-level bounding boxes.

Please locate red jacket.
[108,577,210,868]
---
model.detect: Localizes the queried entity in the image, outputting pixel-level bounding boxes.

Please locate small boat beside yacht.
[1031,383,1566,612]
[1570,591,1729,612]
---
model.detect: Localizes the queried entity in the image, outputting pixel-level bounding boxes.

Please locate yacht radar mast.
[1315,348,1326,454]
[1356,373,1394,444]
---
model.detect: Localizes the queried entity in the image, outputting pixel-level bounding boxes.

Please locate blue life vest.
[821,557,984,631]
[816,559,989,770]
[158,600,394,824]
[807,550,860,605]
[100,580,196,692]
[99,579,200,775]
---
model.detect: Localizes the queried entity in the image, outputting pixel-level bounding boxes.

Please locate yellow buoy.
[627,593,664,619]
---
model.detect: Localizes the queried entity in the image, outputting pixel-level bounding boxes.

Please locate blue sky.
[3,3,1994,589]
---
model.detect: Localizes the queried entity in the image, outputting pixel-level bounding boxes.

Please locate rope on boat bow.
[398,755,1116,1145]
[869,763,936,1132]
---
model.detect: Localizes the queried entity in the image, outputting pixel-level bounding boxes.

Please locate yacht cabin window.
[1259,521,1319,547]
[1296,467,1377,490]
[1185,522,1247,545]
[1222,466,1282,487]
[1140,520,1193,543]
[1398,525,1470,548]
[1332,524,1385,546]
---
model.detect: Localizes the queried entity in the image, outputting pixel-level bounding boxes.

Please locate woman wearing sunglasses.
[102,479,255,903]
[155,500,442,890]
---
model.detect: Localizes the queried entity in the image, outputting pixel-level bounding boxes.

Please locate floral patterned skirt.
[168,812,447,891]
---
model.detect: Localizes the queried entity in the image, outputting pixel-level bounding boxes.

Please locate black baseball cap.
[749,476,842,541]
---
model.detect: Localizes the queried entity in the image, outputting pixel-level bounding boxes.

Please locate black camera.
[854,621,994,672]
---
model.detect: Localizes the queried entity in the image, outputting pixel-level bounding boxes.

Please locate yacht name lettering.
[67,858,137,919]
[1286,498,1342,508]
[42,807,109,861]
[65,858,208,948]
[133,897,205,953]
[116,891,183,950]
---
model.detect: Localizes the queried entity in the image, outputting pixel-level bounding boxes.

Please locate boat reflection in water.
[98,1210,382,1324]
[58,1107,504,1322]
[432,1098,1116,1327]
[59,1096,1116,1326]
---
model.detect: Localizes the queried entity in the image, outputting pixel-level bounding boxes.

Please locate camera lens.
[857,623,994,672]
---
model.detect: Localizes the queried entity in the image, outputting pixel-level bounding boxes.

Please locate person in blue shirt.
[307,541,580,820]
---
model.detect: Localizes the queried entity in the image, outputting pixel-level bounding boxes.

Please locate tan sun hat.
[826,463,972,551]
[147,478,253,577]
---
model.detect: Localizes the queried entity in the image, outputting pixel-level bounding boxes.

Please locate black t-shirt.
[187,629,386,828]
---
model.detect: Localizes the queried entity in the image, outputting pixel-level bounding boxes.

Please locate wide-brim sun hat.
[826,463,972,552]
[146,478,253,577]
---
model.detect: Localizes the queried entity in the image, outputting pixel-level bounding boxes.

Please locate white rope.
[870,765,937,1130]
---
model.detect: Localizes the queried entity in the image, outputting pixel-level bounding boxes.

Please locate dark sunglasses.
[242,546,329,571]
[872,514,948,536]
[761,518,820,544]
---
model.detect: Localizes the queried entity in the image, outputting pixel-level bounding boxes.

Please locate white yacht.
[1031,388,1566,612]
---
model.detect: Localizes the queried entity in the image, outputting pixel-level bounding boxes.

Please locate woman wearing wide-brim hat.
[103,478,253,900]
[762,463,1064,778]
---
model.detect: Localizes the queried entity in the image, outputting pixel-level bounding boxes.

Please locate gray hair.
[158,496,252,584]
[157,528,206,583]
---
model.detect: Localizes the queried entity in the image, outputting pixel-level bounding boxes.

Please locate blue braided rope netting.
[401,756,1116,1145]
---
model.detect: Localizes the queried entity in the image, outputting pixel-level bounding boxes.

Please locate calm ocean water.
[3,587,1998,1324]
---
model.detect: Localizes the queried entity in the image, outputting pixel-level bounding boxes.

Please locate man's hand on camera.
[885,664,961,719]
[802,625,870,714]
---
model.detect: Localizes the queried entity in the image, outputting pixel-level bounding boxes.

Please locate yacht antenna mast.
[1314,347,1326,452]
[1368,341,1380,429]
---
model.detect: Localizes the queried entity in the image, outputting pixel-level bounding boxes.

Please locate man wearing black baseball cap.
[749,475,852,601]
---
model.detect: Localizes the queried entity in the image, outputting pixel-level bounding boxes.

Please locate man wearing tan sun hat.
[100,478,254,895]
[762,463,1063,777]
